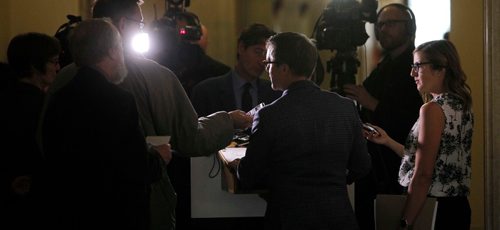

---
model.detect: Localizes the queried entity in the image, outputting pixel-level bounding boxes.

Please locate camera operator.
[342,4,423,230]
[147,10,230,96]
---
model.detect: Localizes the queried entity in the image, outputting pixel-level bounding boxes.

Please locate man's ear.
[108,46,120,61]
[117,17,127,34]
[280,63,290,74]
[237,41,246,55]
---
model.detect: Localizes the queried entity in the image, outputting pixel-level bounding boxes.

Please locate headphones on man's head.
[375,3,416,40]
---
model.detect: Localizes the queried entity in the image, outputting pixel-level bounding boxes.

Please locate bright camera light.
[131,32,150,54]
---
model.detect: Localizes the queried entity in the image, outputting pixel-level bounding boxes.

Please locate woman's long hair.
[414,40,472,111]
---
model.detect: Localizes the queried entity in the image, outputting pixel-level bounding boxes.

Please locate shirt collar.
[232,70,258,89]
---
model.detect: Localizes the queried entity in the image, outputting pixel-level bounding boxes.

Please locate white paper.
[145,136,170,146]
[219,147,246,162]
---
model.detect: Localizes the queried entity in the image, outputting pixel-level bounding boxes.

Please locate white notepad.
[218,147,246,164]
[375,194,438,230]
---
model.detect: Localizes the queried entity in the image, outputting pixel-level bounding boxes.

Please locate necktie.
[241,83,253,112]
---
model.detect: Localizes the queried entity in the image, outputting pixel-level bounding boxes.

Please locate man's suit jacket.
[190,71,282,117]
[237,80,371,230]
[41,67,150,230]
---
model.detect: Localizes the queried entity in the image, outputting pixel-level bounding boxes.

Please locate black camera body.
[167,0,190,12]
[178,25,202,41]
[157,0,201,42]
[148,0,203,63]
[314,0,377,52]
[312,0,377,94]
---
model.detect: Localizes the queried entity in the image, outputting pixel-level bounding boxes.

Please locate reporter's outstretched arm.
[228,110,253,130]
[365,124,405,157]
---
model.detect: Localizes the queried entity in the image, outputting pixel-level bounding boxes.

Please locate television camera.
[312,0,377,95]
[150,0,202,45]
[147,0,204,66]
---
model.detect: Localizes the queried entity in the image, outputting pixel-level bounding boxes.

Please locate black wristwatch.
[400,219,413,230]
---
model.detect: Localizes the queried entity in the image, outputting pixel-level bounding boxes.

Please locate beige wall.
[0,1,11,62]
[452,1,485,229]
[485,0,500,228]
[0,0,81,62]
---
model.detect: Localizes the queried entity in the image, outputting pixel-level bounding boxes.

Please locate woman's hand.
[363,123,388,144]
[364,123,405,158]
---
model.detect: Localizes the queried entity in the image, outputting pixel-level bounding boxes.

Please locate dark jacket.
[238,80,371,230]
[360,45,423,194]
[41,67,151,229]
[190,71,282,117]
[152,42,231,96]
[0,81,45,230]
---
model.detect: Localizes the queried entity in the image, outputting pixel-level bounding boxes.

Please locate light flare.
[131,32,150,54]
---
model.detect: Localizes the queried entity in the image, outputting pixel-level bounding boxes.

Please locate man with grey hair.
[41,18,161,229]
[68,18,127,84]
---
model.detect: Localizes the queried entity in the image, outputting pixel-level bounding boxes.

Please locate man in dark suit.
[172,24,281,230]
[190,70,280,117]
[229,32,372,230]
[41,19,167,229]
[191,23,282,117]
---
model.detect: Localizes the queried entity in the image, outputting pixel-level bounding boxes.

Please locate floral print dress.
[398,93,474,197]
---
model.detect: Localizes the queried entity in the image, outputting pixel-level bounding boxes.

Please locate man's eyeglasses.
[263,60,280,68]
[410,62,433,72]
[125,17,145,30]
[375,20,408,29]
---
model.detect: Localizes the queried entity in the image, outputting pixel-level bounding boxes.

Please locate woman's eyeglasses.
[410,62,433,72]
